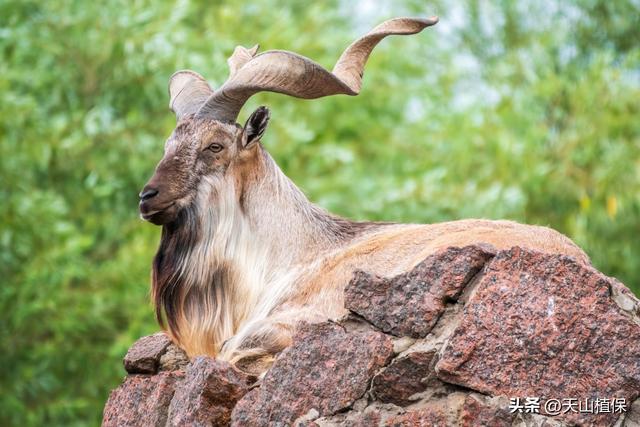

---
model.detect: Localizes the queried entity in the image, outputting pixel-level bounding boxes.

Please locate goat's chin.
[139,202,179,225]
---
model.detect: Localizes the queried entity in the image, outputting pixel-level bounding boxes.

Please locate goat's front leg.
[219,320,296,375]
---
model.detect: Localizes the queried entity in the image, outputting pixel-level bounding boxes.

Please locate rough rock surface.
[102,372,183,427]
[123,332,172,374]
[383,406,448,426]
[345,245,495,338]
[436,247,640,426]
[168,357,253,426]
[103,245,640,427]
[231,321,393,426]
[459,394,516,427]
[159,343,190,372]
[371,349,436,406]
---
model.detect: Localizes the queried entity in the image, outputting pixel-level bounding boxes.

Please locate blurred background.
[1,0,638,425]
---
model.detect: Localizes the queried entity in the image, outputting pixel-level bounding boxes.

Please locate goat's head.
[139,16,438,225]
[139,104,270,225]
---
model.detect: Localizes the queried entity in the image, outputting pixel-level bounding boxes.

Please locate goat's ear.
[242,106,270,148]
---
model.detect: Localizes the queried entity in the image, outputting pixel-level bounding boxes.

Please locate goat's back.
[290,219,588,318]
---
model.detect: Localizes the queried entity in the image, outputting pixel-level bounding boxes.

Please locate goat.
[138,16,588,371]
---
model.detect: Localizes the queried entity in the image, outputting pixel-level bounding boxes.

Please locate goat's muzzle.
[139,184,178,225]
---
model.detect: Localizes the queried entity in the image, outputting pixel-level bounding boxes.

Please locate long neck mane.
[242,148,381,265]
[152,145,383,355]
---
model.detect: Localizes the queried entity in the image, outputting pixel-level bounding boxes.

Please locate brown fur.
[140,113,589,370]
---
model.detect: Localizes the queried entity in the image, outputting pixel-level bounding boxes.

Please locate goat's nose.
[139,187,159,201]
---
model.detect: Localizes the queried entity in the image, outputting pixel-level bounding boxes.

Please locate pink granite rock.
[167,356,253,427]
[123,332,172,374]
[371,349,436,406]
[103,246,640,427]
[436,247,640,426]
[459,395,515,427]
[345,245,495,338]
[102,371,183,427]
[231,322,393,426]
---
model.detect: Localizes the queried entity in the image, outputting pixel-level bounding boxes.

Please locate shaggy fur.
[140,113,589,371]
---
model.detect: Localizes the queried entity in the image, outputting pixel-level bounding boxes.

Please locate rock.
[436,247,640,426]
[123,332,172,374]
[103,246,640,427]
[383,406,448,426]
[159,343,190,371]
[231,322,394,426]
[167,356,253,427]
[321,411,380,426]
[623,398,640,426]
[102,371,183,427]
[345,245,495,338]
[371,349,436,406]
[459,394,515,427]
[350,410,383,427]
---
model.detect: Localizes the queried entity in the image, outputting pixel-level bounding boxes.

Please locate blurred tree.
[0,0,638,425]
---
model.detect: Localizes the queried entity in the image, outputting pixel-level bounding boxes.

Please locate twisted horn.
[168,70,214,120]
[227,44,260,79]
[197,16,438,122]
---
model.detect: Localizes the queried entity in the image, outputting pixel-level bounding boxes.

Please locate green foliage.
[1,0,638,425]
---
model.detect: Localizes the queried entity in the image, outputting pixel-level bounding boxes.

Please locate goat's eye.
[206,143,224,153]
